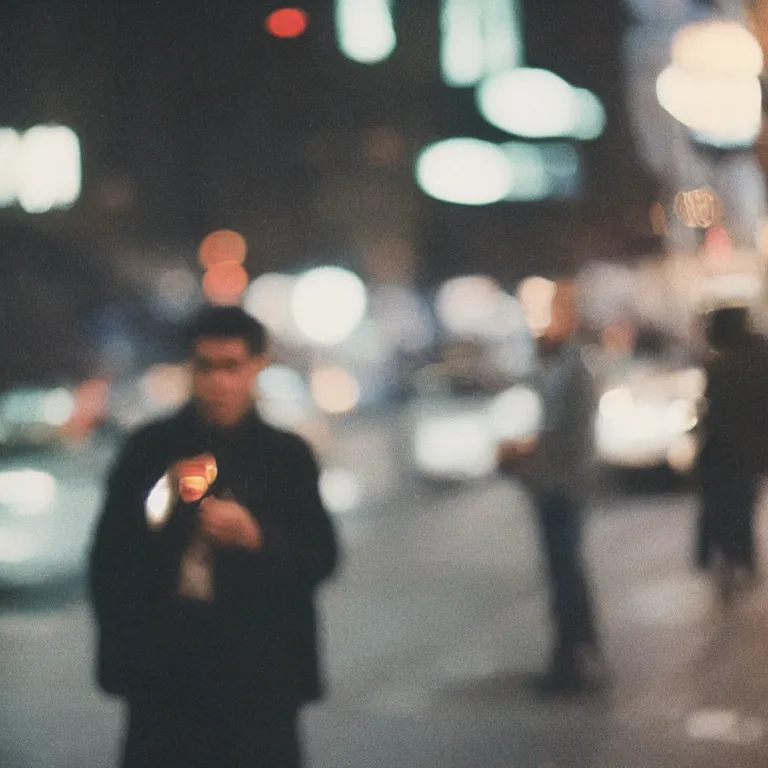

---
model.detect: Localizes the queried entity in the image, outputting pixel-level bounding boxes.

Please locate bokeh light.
[439,0,523,87]
[13,125,81,214]
[42,388,75,427]
[198,229,247,269]
[656,66,762,147]
[477,69,605,140]
[672,20,762,78]
[436,275,518,338]
[244,273,301,342]
[257,365,309,403]
[202,260,249,305]
[319,468,362,514]
[0,470,57,514]
[673,188,722,229]
[310,366,361,415]
[414,414,496,480]
[291,266,367,345]
[335,0,396,64]
[517,276,556,336]
[416,138,511,205]
[265,7,309,38]
[487,385,542,440]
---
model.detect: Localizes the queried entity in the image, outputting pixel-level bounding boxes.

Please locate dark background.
[0,0,656,385]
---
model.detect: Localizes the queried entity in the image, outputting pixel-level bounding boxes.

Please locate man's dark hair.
[187,305,268,356]
[706,306,749,350]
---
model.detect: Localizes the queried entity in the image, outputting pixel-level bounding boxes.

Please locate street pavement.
[3,473,768,767]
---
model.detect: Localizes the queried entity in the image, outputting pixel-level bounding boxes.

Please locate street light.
[657,20,763,148]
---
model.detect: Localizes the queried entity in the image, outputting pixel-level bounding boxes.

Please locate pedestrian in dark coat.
[89,306,339,768]
[697,305,768,586]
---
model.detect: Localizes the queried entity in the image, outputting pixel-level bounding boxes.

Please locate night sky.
[0,0,655,383]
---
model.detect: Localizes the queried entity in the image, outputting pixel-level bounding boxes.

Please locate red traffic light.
[265,8,309,38]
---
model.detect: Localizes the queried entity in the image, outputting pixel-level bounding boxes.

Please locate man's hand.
[171,454,218,503]
[199,496,263,550]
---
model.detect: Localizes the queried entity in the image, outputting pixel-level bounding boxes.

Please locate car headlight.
[599,387,634,419]
[414,415,495,478]
[0,470,57,515]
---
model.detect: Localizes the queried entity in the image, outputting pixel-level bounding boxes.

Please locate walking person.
[89,306,339,767]
[497,281,603,693]
[696,305,768,596]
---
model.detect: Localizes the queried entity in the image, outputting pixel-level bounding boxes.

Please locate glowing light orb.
[335,0,396,64]
[265,8,309,38]
[41,388,75,426]
[198,230,247,269]
[202,261,249,305]
[477,68,605,140]
[672,20,762,78]
[319,468,362,513]
[0,470,57,514]
[291,266,367,345]
[517,276,556,336]
[244,273,300,341]
[656,66,761,147]
[436,275,501,335]
[17,125,81,214]
[311,366,361,414]
[415,138,512,205]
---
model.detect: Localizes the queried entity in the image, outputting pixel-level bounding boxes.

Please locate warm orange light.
[202,261,250,304]
[198,230,247,269]
[310,367,361,415]
[674,188,722,229]
[265,8,308,38]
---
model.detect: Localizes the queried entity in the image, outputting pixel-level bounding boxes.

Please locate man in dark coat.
[89,306,339,768]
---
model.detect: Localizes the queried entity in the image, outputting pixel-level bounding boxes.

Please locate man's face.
[191,337,267,428]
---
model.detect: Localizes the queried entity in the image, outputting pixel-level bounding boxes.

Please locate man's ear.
[251,354,270,376]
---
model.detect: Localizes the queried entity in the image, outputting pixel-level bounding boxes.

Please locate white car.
[0,386,118,586]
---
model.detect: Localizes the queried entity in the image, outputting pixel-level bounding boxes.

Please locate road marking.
[685,709,764,745]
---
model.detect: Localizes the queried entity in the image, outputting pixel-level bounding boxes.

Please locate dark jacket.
[704,332,768,473]
[89,404,339,705]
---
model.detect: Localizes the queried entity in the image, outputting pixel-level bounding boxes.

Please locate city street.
[3,468,768,767]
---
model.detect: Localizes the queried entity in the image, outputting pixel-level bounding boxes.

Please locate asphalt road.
[2,469,768,768]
